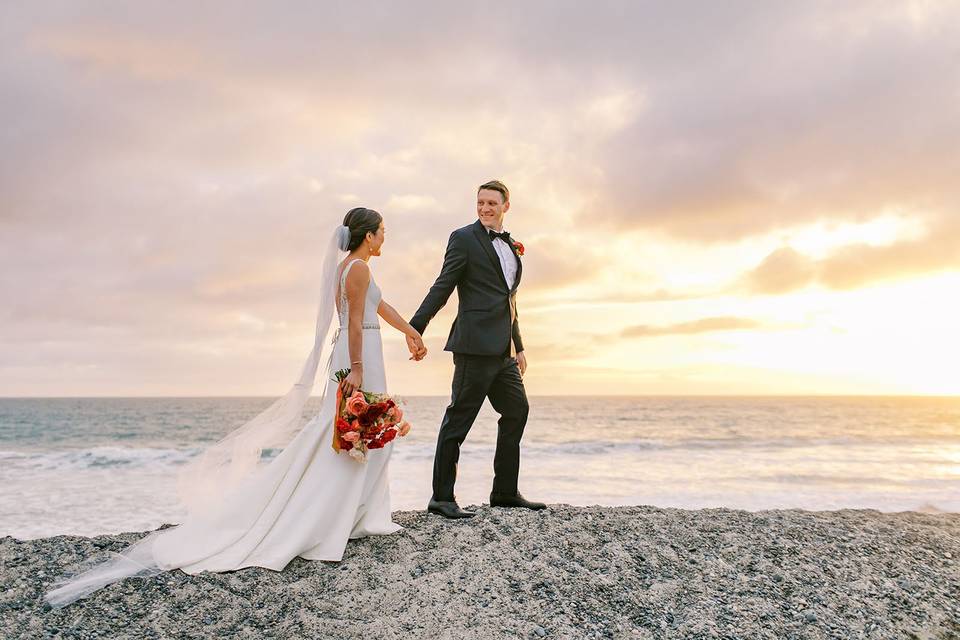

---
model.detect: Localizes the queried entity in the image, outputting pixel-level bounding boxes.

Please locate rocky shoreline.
[2,505,959,639]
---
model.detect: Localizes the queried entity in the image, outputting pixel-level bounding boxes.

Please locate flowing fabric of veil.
[43,225,352,609]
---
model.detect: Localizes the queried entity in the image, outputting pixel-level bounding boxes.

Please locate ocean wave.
[1,433,954,471]
[392,435,928,461]
[0,447,198,471]
[736,473,904,486]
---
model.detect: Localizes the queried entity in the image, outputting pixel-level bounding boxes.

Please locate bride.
[44,207,428,608]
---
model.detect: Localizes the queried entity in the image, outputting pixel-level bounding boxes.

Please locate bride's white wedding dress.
[45,257,400,606]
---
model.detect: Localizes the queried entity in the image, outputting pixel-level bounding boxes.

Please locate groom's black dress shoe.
[489,492,547,510]
[427,499,476,519]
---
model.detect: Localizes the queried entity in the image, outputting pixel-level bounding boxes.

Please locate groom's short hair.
[478,180,509,204]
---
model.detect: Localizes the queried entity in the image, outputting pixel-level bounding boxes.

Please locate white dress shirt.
[490,230,517,290]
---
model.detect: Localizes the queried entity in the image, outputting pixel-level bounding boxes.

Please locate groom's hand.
[516,351,527,377]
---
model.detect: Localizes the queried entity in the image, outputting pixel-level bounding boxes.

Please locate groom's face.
[477,189,509,230]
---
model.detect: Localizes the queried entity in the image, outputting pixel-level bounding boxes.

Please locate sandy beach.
[2,505,959,639]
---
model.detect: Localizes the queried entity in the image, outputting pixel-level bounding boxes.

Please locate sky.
[2,1,959,396]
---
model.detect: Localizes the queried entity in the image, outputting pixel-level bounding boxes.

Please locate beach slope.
[2,505,959,639]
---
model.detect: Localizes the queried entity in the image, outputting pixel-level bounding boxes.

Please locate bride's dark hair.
[342,207,383,251]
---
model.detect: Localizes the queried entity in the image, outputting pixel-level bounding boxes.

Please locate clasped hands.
[406,333,427,361]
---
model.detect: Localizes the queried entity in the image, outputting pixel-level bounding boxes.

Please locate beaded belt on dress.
[331,323,380,343]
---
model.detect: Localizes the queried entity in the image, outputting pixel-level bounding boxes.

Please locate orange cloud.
[744,216,960,294]
[622,316,762,338]
[4,3,960,395]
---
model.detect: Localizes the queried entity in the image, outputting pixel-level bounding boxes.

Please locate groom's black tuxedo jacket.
[410,219,524,356]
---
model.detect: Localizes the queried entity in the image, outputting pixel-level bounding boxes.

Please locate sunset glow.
[1,3,958,397]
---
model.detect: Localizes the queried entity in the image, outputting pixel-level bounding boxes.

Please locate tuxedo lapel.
[509,242,522,292]
[472,220,509,291]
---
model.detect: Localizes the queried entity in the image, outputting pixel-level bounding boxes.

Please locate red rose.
[339,438,354,451]
[367,438,385,449]
[512,240,524,256]
[365,402,389,421]
[380,429,397,444]
[336,417,352,433]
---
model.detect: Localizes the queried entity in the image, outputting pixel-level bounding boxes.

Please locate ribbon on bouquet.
[331,383,346,453]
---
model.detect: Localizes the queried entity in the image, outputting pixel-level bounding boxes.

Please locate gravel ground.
[2,505,959,639]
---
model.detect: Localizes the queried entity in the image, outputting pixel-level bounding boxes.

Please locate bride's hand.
[341,367,363,396]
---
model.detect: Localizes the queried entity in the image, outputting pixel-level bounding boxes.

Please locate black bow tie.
[488,229,511,242]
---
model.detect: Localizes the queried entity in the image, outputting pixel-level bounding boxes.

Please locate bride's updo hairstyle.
[341,207,383,251]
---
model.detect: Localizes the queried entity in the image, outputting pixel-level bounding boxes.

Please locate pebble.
[6,506,960,639]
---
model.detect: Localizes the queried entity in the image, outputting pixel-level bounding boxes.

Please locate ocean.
[1,396,958,540]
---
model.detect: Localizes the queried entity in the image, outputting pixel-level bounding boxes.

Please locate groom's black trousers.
[432,352,529,502]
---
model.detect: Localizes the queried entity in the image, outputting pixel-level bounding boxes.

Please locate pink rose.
[342,431,360,443]
[346,390,367,416]
[388,406,403,422]
[398,421,411,437]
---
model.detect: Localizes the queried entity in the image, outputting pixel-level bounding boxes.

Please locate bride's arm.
[378,300,428,360]
[377,300,419,338]
[341,261,370,395]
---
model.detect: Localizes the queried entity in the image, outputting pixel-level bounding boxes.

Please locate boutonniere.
[511,240,525,256]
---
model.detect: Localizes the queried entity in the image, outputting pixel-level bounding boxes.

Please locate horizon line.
[2,394,958,400]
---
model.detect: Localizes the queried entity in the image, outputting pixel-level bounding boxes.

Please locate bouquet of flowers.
[331,368,411,462]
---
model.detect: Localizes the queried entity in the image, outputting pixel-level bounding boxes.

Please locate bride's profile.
[44,207,428,609]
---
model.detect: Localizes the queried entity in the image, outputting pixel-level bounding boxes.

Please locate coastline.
[2,505,959,639]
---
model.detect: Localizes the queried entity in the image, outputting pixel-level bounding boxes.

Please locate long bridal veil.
[43,225,352,609]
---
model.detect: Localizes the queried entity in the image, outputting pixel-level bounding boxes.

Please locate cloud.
[2,2,959,394]
[743,215,960,294]
[622,316,762,338]
[743,246,821,295]
[385,194,441,213]
[569,4,960,241]
[819,219,960,289]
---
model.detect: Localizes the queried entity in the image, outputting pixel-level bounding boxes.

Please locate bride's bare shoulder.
[343,259,370,283]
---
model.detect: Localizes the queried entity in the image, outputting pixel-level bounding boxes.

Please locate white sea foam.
[2,396,959,538]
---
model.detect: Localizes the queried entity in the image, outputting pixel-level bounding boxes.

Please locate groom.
[410,180,546,519]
